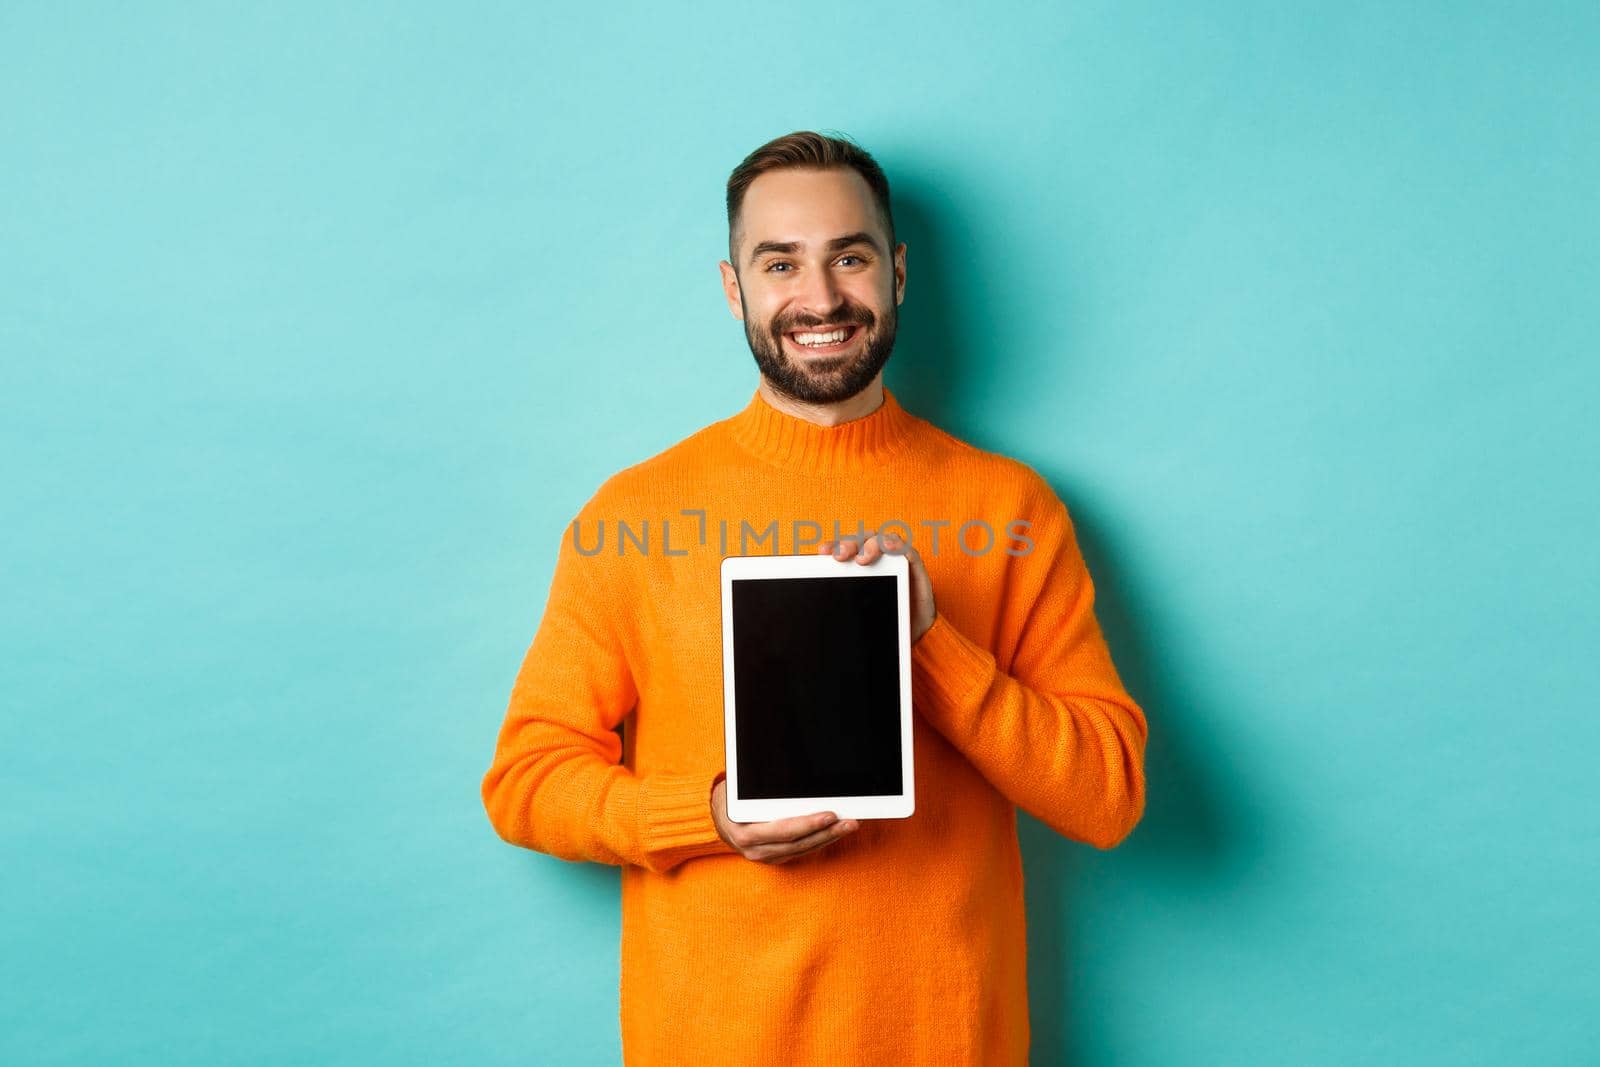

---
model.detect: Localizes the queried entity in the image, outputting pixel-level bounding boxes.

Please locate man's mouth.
[783,323,863,356]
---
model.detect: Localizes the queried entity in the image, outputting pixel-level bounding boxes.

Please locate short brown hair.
[725,130,896,263]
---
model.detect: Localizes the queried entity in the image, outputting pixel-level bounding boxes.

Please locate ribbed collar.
[726,384,920,473]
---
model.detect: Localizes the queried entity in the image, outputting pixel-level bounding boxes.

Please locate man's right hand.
[710,776,858,865]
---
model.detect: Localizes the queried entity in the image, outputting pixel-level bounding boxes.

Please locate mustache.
[771,305,875,334]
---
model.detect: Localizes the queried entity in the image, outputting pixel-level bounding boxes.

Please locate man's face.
[719,167,907,405]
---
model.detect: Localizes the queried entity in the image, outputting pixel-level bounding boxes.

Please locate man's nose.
[796,267,845,319]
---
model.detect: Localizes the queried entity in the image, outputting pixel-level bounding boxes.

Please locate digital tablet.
[720,551,915,823]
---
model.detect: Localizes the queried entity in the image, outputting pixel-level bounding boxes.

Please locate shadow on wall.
[880,183,974,437]
[887,178,1263,1064]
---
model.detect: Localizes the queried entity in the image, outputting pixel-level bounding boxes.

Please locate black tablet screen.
[731,574,903,799]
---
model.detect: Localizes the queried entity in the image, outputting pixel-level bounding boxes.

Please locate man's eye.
[837,255,864,266]
[766,262,792,272]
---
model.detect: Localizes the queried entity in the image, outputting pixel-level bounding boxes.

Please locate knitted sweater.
[481,385,1148,1065]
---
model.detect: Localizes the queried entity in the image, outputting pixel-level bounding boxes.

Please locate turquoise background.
[4,3,1596,1064]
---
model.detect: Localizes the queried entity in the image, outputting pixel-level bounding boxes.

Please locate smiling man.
[720,162,903,413]
[481,131,1148,1066]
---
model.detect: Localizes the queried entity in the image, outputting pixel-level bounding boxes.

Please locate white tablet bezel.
[720,551,915,823]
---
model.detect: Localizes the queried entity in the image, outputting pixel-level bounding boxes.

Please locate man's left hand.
[819,530,937,644]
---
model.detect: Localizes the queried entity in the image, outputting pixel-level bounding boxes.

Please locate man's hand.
[820,530,937,644]
[710,777,858,865]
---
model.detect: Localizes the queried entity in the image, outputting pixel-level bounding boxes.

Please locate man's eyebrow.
[827,231,883,254]
[746,231,884,267]
[747,240,799,265]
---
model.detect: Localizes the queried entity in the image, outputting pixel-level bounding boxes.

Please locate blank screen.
[731,574,902,799]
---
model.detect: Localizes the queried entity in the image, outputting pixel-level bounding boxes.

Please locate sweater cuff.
[638,771,737,869]
[910,612,997,726]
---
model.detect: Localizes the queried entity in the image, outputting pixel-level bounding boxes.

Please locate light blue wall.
[4,4,1595,1064]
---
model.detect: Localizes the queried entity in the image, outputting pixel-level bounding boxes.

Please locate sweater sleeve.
[480,511,735,872]
[909,492,1148,850]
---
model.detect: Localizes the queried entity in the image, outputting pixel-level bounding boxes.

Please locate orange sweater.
[481,385,1147,1065]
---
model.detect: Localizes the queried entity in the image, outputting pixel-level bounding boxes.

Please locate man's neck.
[757,376,885,427]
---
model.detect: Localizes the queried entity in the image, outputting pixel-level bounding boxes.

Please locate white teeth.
[793,328,851,346]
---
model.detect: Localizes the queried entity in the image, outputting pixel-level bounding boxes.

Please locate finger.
[735,810,840,847]
[767,819,859,864]
[752,819,857,864]
[857,535,882,564]
[817,539,835,555]
[833,538,861,561]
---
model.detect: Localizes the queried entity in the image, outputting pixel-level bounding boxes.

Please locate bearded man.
[482,129,1148,1066]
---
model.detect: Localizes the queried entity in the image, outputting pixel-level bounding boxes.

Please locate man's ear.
[893,242,907,306]
[719,260,744,320]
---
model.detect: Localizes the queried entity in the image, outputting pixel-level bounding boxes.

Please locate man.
[481,130,1147,1065]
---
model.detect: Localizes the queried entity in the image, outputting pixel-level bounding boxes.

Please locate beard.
[741,290,897,405]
